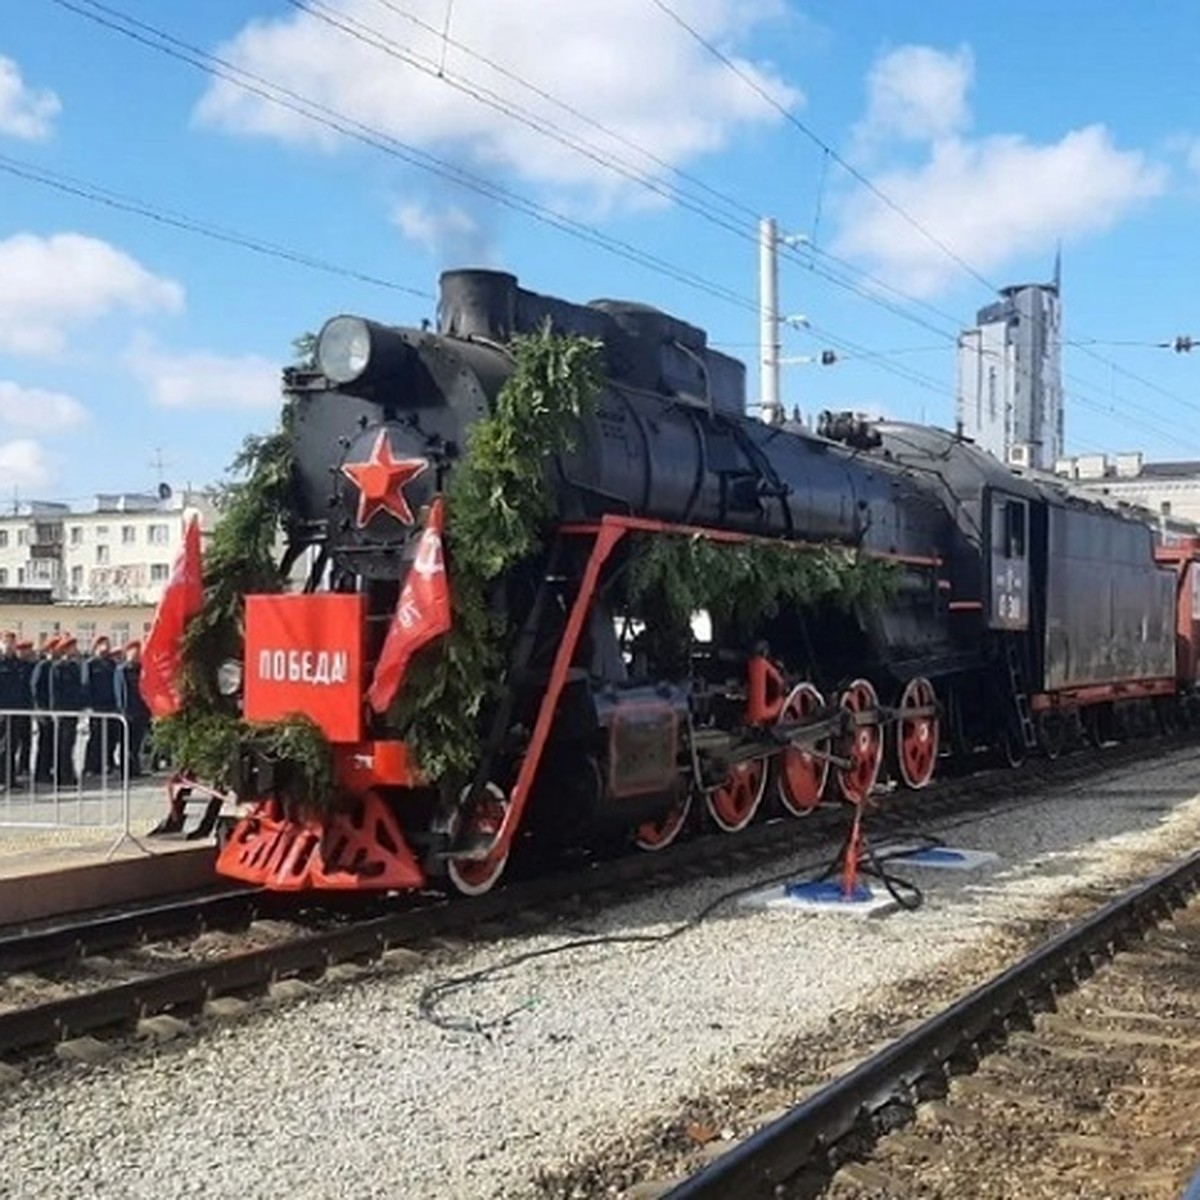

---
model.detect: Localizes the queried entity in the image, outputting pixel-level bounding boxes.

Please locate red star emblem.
[341,430,429,527]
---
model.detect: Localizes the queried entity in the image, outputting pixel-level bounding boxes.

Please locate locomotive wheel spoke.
[446,782,510,896]
[835,678,882,805]
[775,682,830,817]
[705,759,767,833]
[895,676,939,790]
[634,790,692,852]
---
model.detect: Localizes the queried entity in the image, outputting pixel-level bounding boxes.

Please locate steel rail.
[0,735,1188,1061]
[665,847,1200,1198]
[0,816,811,1056]
[0,888,270,975]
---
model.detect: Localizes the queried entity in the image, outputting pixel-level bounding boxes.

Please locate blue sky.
[3,0,1200,502]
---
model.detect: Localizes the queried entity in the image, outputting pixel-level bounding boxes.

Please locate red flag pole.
[139,515,204,718]
[367,497,452,714]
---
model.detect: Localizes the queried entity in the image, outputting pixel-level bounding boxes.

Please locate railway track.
[0,734,1191,1069]
[664,845,1200,1199]
[0,888,271,975]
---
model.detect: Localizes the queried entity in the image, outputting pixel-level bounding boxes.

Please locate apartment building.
[0,490,215,607]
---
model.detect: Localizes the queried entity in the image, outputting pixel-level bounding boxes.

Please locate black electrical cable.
[417,802,937,1034]
[415,739,1161,1035]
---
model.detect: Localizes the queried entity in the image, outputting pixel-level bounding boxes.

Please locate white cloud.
[856,44,973,146]
[0,439,51,489]
[393,200,495,262]
[1184,137,1200,177]
[0,57,61,141]
[126,335,280,410]
[0,381,88,431]
[194,0,799,200]
[834,47,1165,296]
[0,233,184,356]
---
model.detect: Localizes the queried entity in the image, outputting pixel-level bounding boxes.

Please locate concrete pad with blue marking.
[880,843,1000,871]
[738,879,900,917]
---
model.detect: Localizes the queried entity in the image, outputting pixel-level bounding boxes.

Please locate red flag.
[367,497,451,714]
[140,515,204,718]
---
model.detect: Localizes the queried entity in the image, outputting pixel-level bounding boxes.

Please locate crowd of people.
[0,632,151,788]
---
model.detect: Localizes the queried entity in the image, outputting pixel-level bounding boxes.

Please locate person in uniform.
[114,641,149,777]
[49,636,84,787]
[0,632,16,784]
[30,637,58,785]
[82,635,119,777]
[9,641,34,782]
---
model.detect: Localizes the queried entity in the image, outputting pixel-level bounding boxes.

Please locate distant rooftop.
[0,488,215,520]
[1056,453,1200,484]
[1137,461,1200,480]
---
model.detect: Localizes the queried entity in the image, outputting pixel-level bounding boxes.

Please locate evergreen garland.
[153,321,894,813]
[391,323,603,783]
[152,398,337,813]
[623,532,897,657]
[180,417,293,709]
[626,533,898,624]
[152,710,334,810]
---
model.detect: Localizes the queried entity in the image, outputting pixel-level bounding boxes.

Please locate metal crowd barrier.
[0,707,143,858]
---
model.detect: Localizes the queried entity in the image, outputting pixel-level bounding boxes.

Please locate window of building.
[148,523,170,545]
[0,530,7,548]
[77,621,96,647]
[1162,501,1173,517]
[0,568,7,586]
[16,530,27,547]
[16,567,24,585]
[70,565,83,590]
[69,526,83,545]
[150,562,170,582]
[121,524,136,544]
[111,623,130,648]
[95,525,109,539]
[96,545,110,565]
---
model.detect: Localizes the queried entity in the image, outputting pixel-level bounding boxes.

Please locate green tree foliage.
[391,323,602,783]
[153,397,336,813]
[291,331,318,369]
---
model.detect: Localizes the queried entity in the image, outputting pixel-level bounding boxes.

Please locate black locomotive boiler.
[206,269,1200,894]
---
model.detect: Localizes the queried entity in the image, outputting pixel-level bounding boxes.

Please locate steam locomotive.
[205,269,1200,894]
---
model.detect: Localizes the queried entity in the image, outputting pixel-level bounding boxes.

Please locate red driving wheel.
[446,782,510,896]
[705,759,767,832]
[836,679,882,805]
[895,676,939,790]
[775,682,830,816]
[634,790,692,851]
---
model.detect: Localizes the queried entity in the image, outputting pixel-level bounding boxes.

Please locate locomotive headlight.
[318,316,373,384]
[316,315,415,389]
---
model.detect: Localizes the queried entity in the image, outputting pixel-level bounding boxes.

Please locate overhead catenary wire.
[47,0,757,315]
[646,0,1000,295]
[293,0,979,344]
[340,0,1191,438]
[50,0,964,365]
[645,0,1199,445]
[44,0,1193,450]
[38,0,994,415]
[0,152,433,300]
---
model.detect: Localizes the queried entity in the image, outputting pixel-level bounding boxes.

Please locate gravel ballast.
[4,747,1200,1199]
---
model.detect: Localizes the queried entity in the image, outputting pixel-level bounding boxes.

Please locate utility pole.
[759,217,824,426]
[759,216,781,426]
